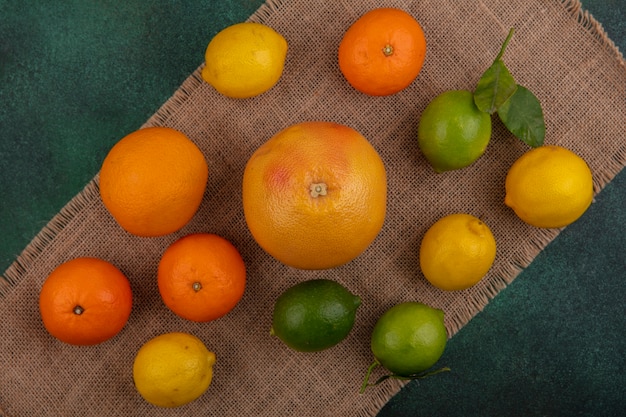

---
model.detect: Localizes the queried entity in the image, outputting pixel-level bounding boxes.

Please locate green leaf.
[497,85,545,147]
[473,28,517,114]
[474,60,518,114]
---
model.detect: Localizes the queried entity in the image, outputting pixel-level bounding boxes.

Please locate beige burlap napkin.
[1,0,624,416]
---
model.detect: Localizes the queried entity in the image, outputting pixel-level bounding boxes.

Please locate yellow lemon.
[133,332,216,408]
[505,145,593,228]
[201,22,288,98]
[420,213,496,291]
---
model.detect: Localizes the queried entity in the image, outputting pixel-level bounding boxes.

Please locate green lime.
[371,302,447,376]
[270,279,361,352]
[418,90,492,173]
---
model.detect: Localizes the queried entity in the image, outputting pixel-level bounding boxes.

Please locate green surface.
[1,1,624,416]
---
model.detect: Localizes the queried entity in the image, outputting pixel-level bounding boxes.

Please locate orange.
[242,121,387,270]
[39,257,133,345]
[158,233,246,322]
[338,7,427,96]
[99,126,208,237]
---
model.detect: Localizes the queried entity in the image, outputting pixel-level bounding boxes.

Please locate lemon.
[133,332,216,408]
[270,279,361,352]
[418,90,492,172]
[420,213,496,291]
[505,145,594,228]
[201,22,288,98]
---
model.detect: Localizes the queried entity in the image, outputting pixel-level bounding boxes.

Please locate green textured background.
[1,1,624,416]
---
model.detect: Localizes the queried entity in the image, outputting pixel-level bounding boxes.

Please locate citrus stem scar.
[382,44,394,57]
[192,282,202,292]
[310,182,328,198]
[73,305,84,315]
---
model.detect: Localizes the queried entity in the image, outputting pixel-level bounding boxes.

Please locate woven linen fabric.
[1,0,624,416]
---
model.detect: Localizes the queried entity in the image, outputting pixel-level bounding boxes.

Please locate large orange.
[99,126,208,237]
[242,121,387,270]
[338,7,427,96]
[158,233,246,322]
[39,257,133,346]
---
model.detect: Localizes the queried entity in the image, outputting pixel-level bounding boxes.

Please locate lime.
[270,279,361,352]
[132,332,216,408]
[418,90,492,172]
[420,213,496,291]
[371,302,447,376]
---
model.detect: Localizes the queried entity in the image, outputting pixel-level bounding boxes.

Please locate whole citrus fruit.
[370,302,447,376]
[418,90,492,172]
[338,7,426,96]
[201,22,288,98]
[133,332,216,408]
[39,257,133,345]
[99,127,208,237]
[158,233,246,322]
[270,279,361,352]
[420,213,496,291]
[242,121,387,270]
[505,145,594,228]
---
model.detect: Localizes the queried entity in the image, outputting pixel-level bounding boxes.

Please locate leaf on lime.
[472,27,546,148]
[473,59,518,114]
[497,85,545,147]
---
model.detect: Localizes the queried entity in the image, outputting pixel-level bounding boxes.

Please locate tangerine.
[242,121,387,270]
[99,126,208,237]
[338,7,427,96]
[39,257,133,345]
[157,233,246,322]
